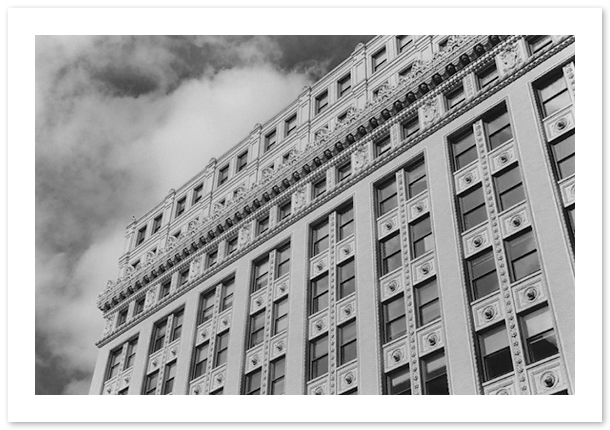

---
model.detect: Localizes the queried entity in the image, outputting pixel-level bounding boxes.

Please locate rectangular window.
[451,129,477,171]
[415,278,440,327]
[383,294,407,343]
[313,178,327,198]
[175,197,186,218]
[192,183,204,205]
[159,279,171,300]
[446,85,466,109]
[375,135,392,158]
[484,106,513,150]
[401,115,420,139]
[220,278,234,311]
[338,259,356,299]
[528,35,553,54]
[105,348,122,381]
[309,335,329,380]
[467,249,499,300]
[218,165,230,186]
[536,70,571,117]
[337,161,351,182]
[477,63,499,89]
[257,216,269,236]
[458,185,487,231]
[438,38,449,52]
[273,297,289,335]
[479,324,513,381]
[197,290,215,325]
[191,342,209,380]
[237,151,248,172]
[214,332,229,367]
[226,237,238,256]
[566,205,575,239]
[134,297,145,316]
[136,226,147,246]
[206,249,218,269]
[143,370,159,395]
[252,257,269,293]
[162,361,177,394]
[270,357,286,395]
[550,131,575,179]
[494,164,526,211]
[397,35,414,53]
[338,320,357,365]
[124,338,137,370]
[315,91,329,115]
[152,214,163,234]
[506,230,540,282]
[376,176,398,216]
[117,308,128,327]
[520,305,559,364]
[338,204,354,240]
[399,64,413,78]
[264,130,277,152]
[170,309,184,342]
[276,243,291,278]
[179,268,189,288]
[285,114,297,137]
[210,388,223,395]
[406,159,427,199]
[338,73,351,98]
[422,351,449,395]
[410,216,433,259]
[372,47,387,72]
[249,311,265,348]
[151,318,167,353]
[311,219,330,256]
[310,274,329,315]
[245,369,262,395]
[279,201,292,221]
[117,387,128,395]
[380,232,402,275]
[385,365,411,395]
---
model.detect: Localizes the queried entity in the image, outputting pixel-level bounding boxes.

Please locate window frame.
[421,350,449,395]
[278,201,292,221]
[337,160,352,182]
[311,219,330,256]
[445,84,466,110]
[520,305,559,365]
[401,115,420,139]
[136,226,147,246]
[376,176,398,217]
[315,90,329,115]
[264,129,277,152]
[269,357,286,395]
[477,63,499,90]
[385,364,412,395]
[338,320,358,365]
[410,215,433,259]
[383,294,407,343]
[337,73,352,98]
[273,297,289,336]
[478,323,514,382]
[236,151,249,172]
[162,360,177,395]
[191,342,209,381]
[380,231,402,276]
[337,204,354,240]
[415,278,441,327]
[505,229,541,283]
[152,214,163,234]
[397,35,414,54]
[197,289,215,325]
[467,249,499,301]
[192,183,204,205]
[175,197,186,218]
[214,331,230,368]
[458,184,487,232]
[493,164,526,212]
[248,310,266,349]
[372,47,388,72]
[337,258,356,299]
[313,177,327,198]
[375,135,392,158]
[310,274,329,315]
[309,335,329,380]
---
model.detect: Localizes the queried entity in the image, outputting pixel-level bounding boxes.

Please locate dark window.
[415,278,440,327]
[210,388,223,395]
[265,130,277,152]
[197,290,215,325]
[550,131,575,179]
[338,259,356,299]
[484,106,513,150]
[214,332,230,367]
[458,185,487,231]
[162,361,177,394]
[446,85,466,109]
[451,129,477,171]
[410,216,433,258]
[276,244,291,278]
[257,216,269,236]
[105,348,122,381]
[249,311,265,348]
[479,324,513,381]
[313,178,327,198]
[310,275,329,315]
[380,232,402,275]
[506,230,540,282]
[279,201,292,220]
[220,278,234,311]
[134,297,145,316]
[537,70,571,117]
[477,63,499,89]
[375,135,392,158]
[175,197,186,218]
[285,114,297,137]
[226,237,238,256]
[337,161,351,182]
[376,177,398,216]
[372,47,387,72]
[401,115,420,139]
[179,268,189,288]
[494,164,525,211]
[237,151,248,172]
[252,257,269,293]
[273,297,289,335]
[270,357,286,395]
[152,214,163,234]
[383,294,407,343]
[117,387,128,395]
[338,321,358,365]
[143,370,159,395]
[312,220,330,256]
[521,305,559,364]
[245,369,262,395]
[309,335,329,380]
[136,226,146,245]
[151,319,167,353]
[385,365,411,395]
[206,250,218,269]
[528,35,553,54]
[124,338,138,370]
[566,205,575,239]
[191,342,209,380]
[467,249,499,300]
[315,91,329,115]
[338,204,354,240]
[438,38,449,52]
[338,73,351,98]
[192,183,204,205]
[422,351,449,395]
[397,35,414,53]
[159,279,171,300]
[406,159,427,199]
[117,308,128,327]
[170,309,184,342]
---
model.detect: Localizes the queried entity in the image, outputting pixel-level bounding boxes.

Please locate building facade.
[89,35,575,395]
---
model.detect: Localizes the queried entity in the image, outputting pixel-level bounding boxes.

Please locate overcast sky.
[35,35,373,395]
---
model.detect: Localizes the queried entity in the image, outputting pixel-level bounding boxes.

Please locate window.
[159,279,171,300]
[218,165,229,186]
[338,259,356,299]
[566,205,575,239]
[385,365,411,395]
[467,249,499,300]
[285,114,297,137]
[282,152,291,165]
[151,318,167,353]
[134,297,145,316]
[410,216,433,258]
[402,115,420,139]
[309,335,329,380]
[270,358,286,395]
[236,151,248,172]
[505,230,540,282]
[311,220,329,256]
[415,278,440,327]
[337,161,351,182]
[484,106,513,150]
[451,129,477,171]
[162,361,177,394]
[338,204,354,240]
[179,268,189,288]
[338,321,357,365]
[276,243,291,278]
[117,388,128,395]
[175,197,186,218]
[191,342,209,380]
[376,177,398,216]
[494,164,525,211]
[337,110,348,122]
[257,216,269,236]
[399,64,413,79]
[143,370,159,395]
[315,91,329,115]
[477,63,499,89]
[192,183,204,205]
[458,185,487,231]
[117,308,128,327]
[520,305,559,364]
[372,83,386,99]
[273,297,289,335]
[397,35,414,53]
[249,311,265,348]
[279,201,292,221]
[245,369,262,395]
[536,70,571,117]
[170,309,184,342]
[197,290,215,325]
[383,294,407,343]
[105,348,122,381]
[438,38,449,52]
[406,159,427,199]
[380,232,402,275]
[152,214,163,234]
[422,351,449,395]
[220,278,235,311]
[226,237,238,256]
[310,275,329,315]
[136,226,146,246]
[252,257,269,292]
[478,324,513,381]
[375,135,392,158]
[528,35,553,54]
[372,47,387,72]
[550,131,575,179]
[124,338,138,370]
[214,332,230,367]
[338,73,351,98]
[210,388,223,395]
[313,178,327,198]
[206,249,218,269]
[265,130,277,152]
[446,85,466,109]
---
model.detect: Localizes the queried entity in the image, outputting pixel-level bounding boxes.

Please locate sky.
[35,35,374,395]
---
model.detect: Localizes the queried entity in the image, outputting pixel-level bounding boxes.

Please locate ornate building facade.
[89,35,575,395]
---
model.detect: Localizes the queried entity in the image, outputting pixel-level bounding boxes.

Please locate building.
[89,35,575,396]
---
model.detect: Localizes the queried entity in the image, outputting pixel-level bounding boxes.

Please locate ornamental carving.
[238,224,251,247]
[421,98,439,127]
[187,218,201,235]
[374,82,392,102]
[232,185,247,203]
[292,186,307,212]
[498,41,523,76]
[211,201,225,219]
[260,165,276,184]
[190,255,203,279]
[352,144,370,173]
[166,234,179,250]
[144,249,156,266]
[102,316,113,336]
[313,126,330,147]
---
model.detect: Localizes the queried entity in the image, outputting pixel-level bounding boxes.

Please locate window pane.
[452,131,477,171]
[522,306,558,363]
[387,366,411,395]
[377,178,398,215]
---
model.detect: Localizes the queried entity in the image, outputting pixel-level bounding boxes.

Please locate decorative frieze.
[216,309,232,333]
[209,365,227,392]
[352,142,372,176]
[273,276,290,301]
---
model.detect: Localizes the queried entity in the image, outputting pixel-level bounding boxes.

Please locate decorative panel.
[209,364,227,392]
[195,321,213,345]
[335,237,355,265]
[411,252,436,286]
[376,208,400,239]
[513,275,546,313]
[102,379,116,395]
[543,104,575,142]
[273,276,290,301]
[118,370,132,390]
[383,337,409,372]
[336,296,357,325]
[336,361,359,394]
[499,202,530,238]
[406,192,430,222]
[462,223,492,258]
[417,321,444,356]
[292,184,310,214]
[310,251,329,279]
[527,357,567,395]
[472,293,504,331]
[147,349,165,374]
[488,141,517,175]
[190,376,207,395]
[559,175,575,208]
[307,377,329,395]
[352,142,373,176]
[380,271,404,302]
[308,309,329,340]
[454,162,482,195]
[269,332,288,361]
[166,339,180,361]
[496,38,526,80]
[250,289,267,315]
[483,375,517,395]
[244,344,264,373]
[216,309,232,333]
